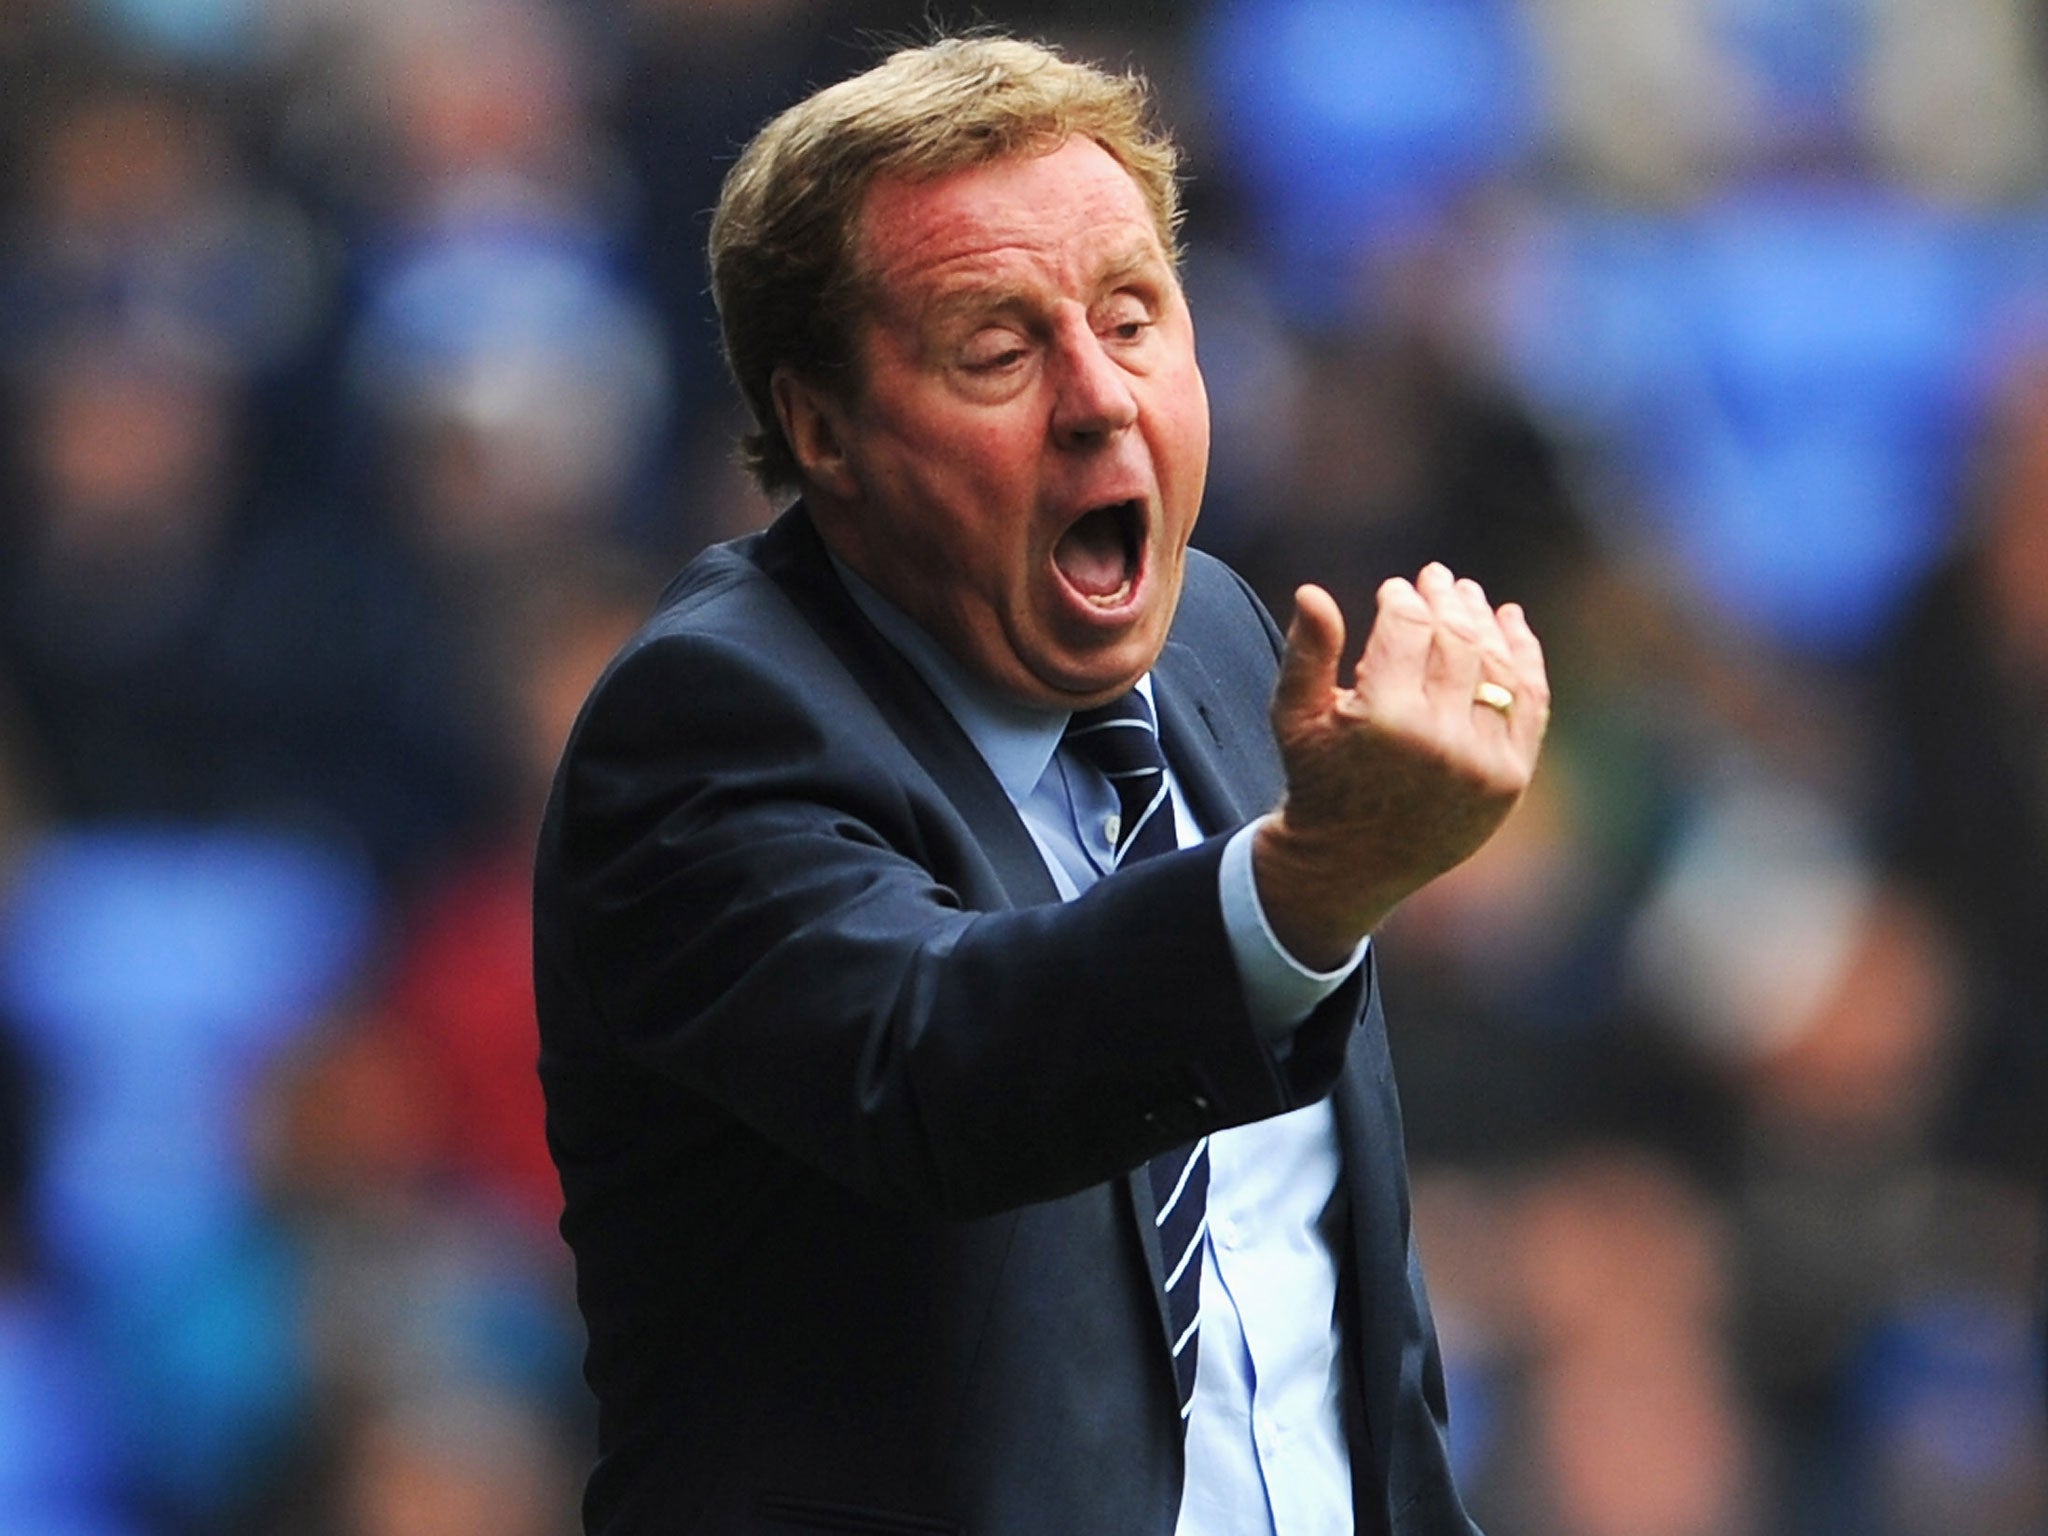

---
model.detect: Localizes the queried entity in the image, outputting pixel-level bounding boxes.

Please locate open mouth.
[1052,500,1144,605]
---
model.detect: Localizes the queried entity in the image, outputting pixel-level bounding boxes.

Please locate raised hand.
[1252,563,1550,970]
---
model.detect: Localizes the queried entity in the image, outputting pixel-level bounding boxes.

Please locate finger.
[1351,574,1432,706]
[1497,602,1551,756]
[1274,583,1347,729]
[1457,578,1518,730]
[1460,578,1516,677]
[1417,563,1484,717]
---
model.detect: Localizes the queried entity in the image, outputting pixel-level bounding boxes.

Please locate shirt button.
[1215,1217,1238,1249]
[1103,812,1121,844]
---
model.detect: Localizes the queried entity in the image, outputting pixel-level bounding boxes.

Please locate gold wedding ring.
[1473,680,1515,717]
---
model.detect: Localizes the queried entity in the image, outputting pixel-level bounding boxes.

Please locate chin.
[1045,643,1166,707]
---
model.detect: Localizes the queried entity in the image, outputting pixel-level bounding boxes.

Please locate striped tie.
[1062,691,1210,1424]
[1060,691,1179,868]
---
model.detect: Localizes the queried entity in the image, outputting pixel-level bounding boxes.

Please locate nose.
[1049,312,1138,448]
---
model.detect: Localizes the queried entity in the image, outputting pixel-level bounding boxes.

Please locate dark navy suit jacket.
[534,505,1481,1534]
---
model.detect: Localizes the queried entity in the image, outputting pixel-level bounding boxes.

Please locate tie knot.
[1060,690,1166,779]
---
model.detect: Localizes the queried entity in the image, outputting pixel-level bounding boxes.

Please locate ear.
[771,368,861,503]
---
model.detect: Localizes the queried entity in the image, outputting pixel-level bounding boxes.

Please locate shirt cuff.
[1219,816,1370,1043]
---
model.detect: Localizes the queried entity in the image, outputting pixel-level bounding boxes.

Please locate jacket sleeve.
[541,619,1367,1220]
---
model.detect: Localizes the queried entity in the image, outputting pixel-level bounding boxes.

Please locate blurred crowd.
[0,1,2043,1533]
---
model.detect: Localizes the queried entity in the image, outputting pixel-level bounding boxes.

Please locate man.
[535,35,1547,1536]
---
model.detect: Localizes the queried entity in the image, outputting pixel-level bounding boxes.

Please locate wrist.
[1250,813,1394,972]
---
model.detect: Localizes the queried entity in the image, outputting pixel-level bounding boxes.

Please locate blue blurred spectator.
[1878,346,2048,1188]
[242,999,588,1536]
[326,0,673,563]
[0,826,375,1525]
[1848,1288,2048,1536]
[0,993,145,1536]
[0,65,326,385]
[1527,0,2048,202]
[0,328,503,886]
[381,548,651,1231]
[1198,0,1542,315]
[1498,190,2001,657]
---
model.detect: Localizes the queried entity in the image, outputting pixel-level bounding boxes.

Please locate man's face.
[793,136,1210,709]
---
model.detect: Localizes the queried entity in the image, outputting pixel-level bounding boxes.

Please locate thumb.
[1274,584,1346,729]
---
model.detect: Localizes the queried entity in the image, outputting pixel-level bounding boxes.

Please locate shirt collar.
[831,554,1153,808]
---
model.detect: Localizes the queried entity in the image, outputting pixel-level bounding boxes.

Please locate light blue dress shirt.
[835,564,1364,1536]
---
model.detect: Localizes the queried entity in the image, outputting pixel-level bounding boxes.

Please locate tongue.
[1053,507,1130,598]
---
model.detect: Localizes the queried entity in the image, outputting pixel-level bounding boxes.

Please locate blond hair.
[708,34,1182,495]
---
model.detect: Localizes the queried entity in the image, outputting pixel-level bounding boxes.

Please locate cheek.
[1151,362,1210,466]
[1180,367,1213,461]
[1158,399,1211,523]
[946,414,1043,495]
[883,398,1031,494]
[876,463,1029,604]
[915,431,1043,551]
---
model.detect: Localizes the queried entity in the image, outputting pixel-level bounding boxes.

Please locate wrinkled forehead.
[848,139,1174,321]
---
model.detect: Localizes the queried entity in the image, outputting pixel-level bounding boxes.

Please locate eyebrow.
[1094,245,1168,291]
[916,243,1171,331]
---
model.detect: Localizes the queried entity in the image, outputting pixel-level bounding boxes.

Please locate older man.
[535,34,1545,1536]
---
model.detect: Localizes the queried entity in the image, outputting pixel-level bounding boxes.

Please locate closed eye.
[965,345,1028,372]
[959,326,1034,373]
[1096,291,1158,345]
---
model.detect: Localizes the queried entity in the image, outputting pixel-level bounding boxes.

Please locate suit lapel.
[1151,634,1276,836]
[757,507,1060,908]
[1331,962,1401,1492]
